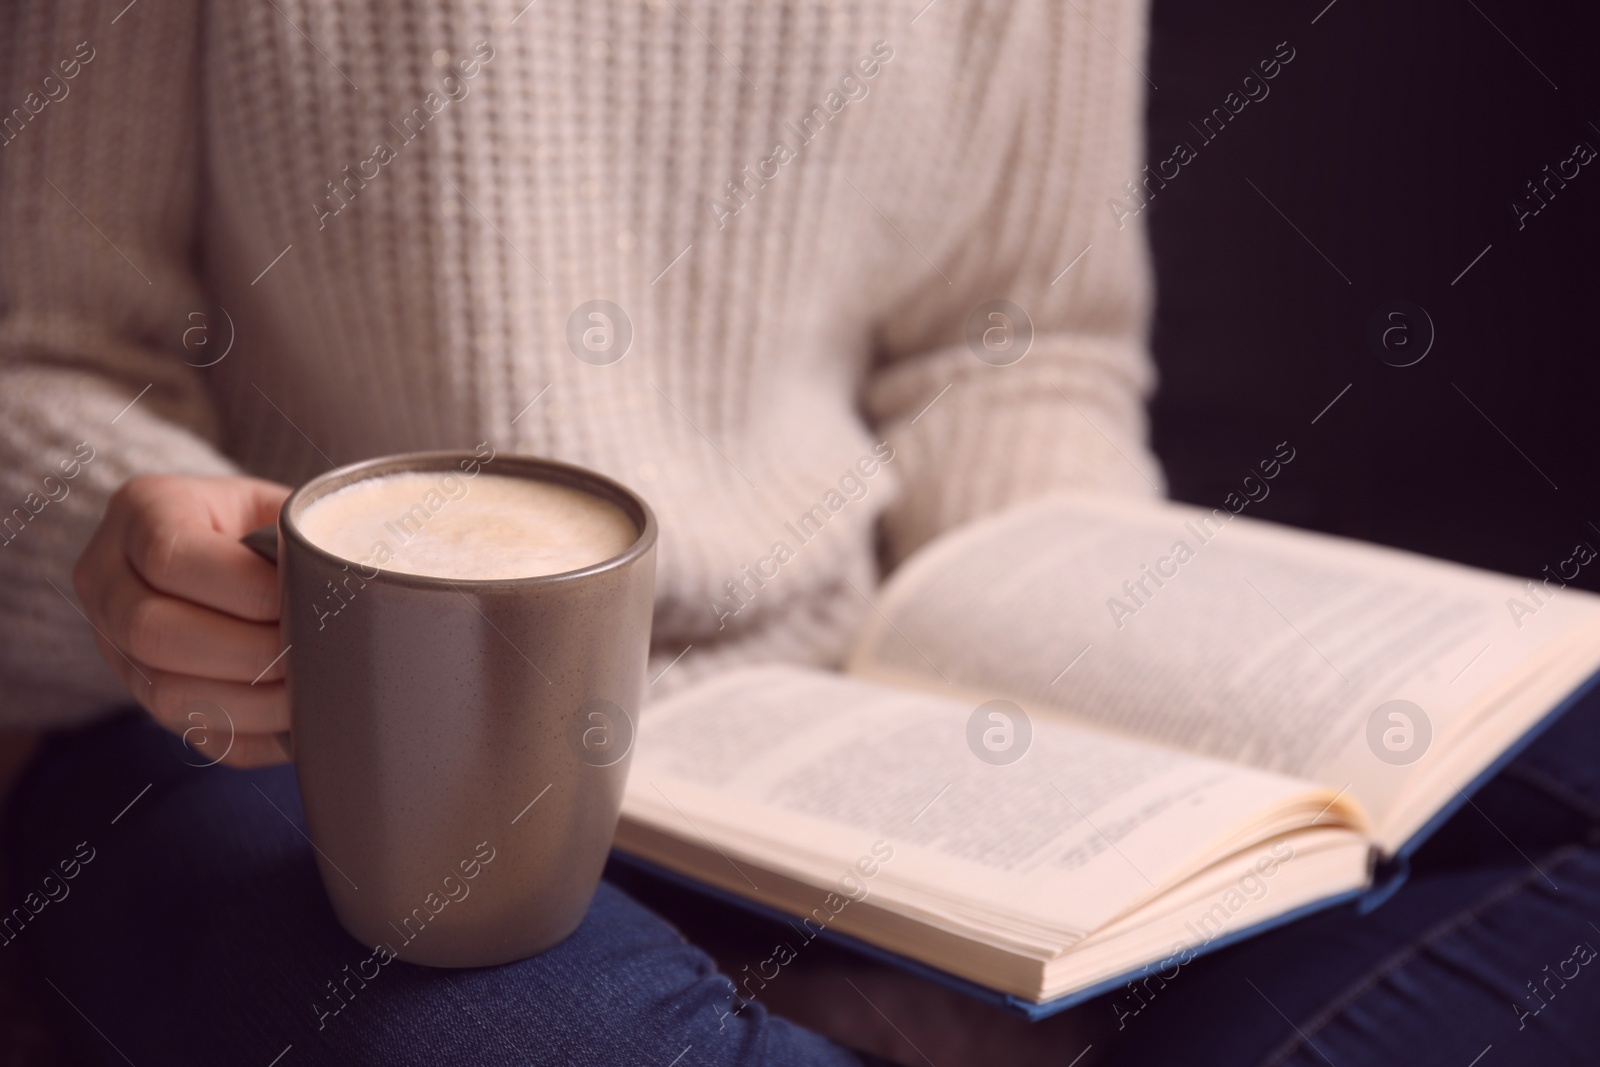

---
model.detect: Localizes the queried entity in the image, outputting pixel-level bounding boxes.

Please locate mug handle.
[242,523,279,564]
[241,523,292,759]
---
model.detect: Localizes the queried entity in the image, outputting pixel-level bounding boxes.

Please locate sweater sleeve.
[863,0,1163,566]
[0,2,240,728]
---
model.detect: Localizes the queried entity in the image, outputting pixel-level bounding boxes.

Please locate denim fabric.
[2,710,881,1066]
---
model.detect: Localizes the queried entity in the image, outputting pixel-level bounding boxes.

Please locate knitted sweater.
[0,0,1160,728]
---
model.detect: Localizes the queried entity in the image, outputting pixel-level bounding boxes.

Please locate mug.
[243,450,657,966]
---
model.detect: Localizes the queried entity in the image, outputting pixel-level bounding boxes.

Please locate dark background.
[1145,0,1599,590]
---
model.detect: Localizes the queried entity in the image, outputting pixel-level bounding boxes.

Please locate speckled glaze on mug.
[271,452,656,967]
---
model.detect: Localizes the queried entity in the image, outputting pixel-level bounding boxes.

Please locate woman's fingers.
[78,474,298,760]
[214,731,293,769]
[141,671,290,737]
[117,475,288,622]
[90,637,291,766]
[96,565,284,681]
[91,630,156,703]
[128,635,293,771]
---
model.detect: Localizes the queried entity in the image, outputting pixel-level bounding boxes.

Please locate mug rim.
[278,450,658,591]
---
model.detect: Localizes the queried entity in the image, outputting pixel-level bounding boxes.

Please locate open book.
[614,493,1600,1014]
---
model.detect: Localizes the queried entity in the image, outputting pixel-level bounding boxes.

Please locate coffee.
[297,470,636,580]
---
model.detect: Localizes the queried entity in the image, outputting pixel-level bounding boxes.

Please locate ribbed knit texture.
[0,0,1160,728]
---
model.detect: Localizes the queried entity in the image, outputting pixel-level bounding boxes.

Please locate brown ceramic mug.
[242,450,657,967]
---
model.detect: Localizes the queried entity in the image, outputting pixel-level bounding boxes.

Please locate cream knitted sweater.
[0,0,1160,729]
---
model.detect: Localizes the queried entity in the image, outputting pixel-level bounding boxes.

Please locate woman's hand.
[73,474,293,768]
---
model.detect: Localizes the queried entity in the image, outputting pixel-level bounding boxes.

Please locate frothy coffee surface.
[297,471,636,580]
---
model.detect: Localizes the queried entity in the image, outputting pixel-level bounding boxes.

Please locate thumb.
[208,476,293,536]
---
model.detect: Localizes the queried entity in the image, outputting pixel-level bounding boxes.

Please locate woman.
[0,1,1155,1062]
[6,2,1600,1065]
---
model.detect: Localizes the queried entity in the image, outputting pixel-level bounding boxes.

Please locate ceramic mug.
[243,450,657,966]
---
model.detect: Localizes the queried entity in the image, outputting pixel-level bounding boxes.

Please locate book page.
[849,493,1600,827]
[621,665,1362,947]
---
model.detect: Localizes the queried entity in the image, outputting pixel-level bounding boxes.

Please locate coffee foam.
[296,470,637,580]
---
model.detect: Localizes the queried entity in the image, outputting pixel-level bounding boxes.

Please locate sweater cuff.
[871,338,1163,566]
[0,365,240,728]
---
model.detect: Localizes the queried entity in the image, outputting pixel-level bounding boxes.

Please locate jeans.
[8,688,1600,1066]
[2,710,883,1066]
